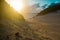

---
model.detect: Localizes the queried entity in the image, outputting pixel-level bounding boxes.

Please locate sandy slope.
[27,11,60,40]
[0,0,33,40]
[0,0,60,40]
[0,0,51,40]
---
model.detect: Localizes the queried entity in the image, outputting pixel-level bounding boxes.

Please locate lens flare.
[5,0,23,11]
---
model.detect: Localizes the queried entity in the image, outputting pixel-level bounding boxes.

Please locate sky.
[22,0,60,19]
[27,0,60,6]
[5,0,60,19]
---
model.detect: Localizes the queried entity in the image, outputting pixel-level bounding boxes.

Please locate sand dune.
[27,11,60,40]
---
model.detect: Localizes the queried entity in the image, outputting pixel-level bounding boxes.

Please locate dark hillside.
[37,3,60,16]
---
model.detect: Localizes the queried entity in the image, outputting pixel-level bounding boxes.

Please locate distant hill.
[36,3,60,16]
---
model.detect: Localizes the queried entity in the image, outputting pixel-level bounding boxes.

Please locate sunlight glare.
[5,0,23,11]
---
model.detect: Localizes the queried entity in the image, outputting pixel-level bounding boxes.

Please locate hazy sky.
[5,0,60,19]
[26,0,60,6]
[22,0,60,19]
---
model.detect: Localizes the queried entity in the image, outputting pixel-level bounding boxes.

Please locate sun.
[5,0,23,11]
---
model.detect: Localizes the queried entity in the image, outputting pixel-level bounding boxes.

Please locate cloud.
[21,3,43,19]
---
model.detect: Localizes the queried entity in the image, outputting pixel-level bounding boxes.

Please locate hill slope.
[27,3,60,40]
[36,3,60,16]
[27,11,60,40]
[0,0,33,40]
[1,0,60,40]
